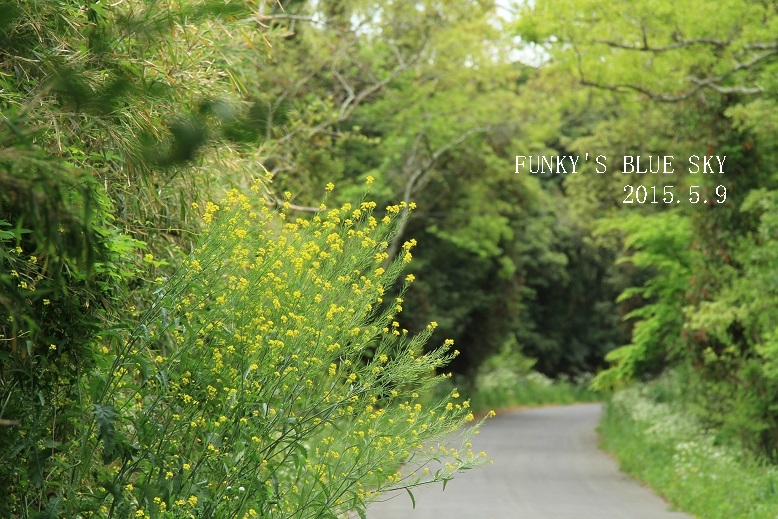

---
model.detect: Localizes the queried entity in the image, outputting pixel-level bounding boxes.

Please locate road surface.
[366,403,693,519]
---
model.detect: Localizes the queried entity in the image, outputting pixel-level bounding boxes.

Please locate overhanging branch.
[593,37,729,52]
[277,35,428,145]
[385,124,492,262]
[575,38,773,101]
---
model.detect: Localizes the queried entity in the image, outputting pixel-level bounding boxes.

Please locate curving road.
[366,403,693,519]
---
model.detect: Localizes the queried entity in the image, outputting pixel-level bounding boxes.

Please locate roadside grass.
[467,343,603,414]
[600,376,778,519]
[426,365,602,416]
[468,372,602,414]
[434,343,602,416]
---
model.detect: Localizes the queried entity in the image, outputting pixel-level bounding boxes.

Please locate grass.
[429,364,602,417]
[468,372,602,414]
[599,377,778,519]
[443,343,603,416]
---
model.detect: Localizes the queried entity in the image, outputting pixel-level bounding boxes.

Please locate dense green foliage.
[4,0,778,516]
[518,0,778,462]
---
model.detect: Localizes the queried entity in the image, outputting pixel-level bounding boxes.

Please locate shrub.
[4,181,486,518]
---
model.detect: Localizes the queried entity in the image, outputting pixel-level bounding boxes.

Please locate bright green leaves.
[518,0,775,100]
[593,212,691,389]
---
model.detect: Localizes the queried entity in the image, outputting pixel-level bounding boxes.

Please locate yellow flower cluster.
[100,184,486,519]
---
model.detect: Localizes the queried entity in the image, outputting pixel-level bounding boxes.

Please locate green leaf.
[27,445,56,489]
[405,486,416,509]
[36,494,63,519]
[93,403,119,463]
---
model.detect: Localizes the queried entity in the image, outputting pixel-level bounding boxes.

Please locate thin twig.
[385,125,492,262]
[593,37,730,52]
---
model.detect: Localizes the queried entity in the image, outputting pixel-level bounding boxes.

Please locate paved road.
[366,403,693,519]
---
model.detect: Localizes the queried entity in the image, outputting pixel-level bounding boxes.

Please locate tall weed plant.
[7,181,487,518]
